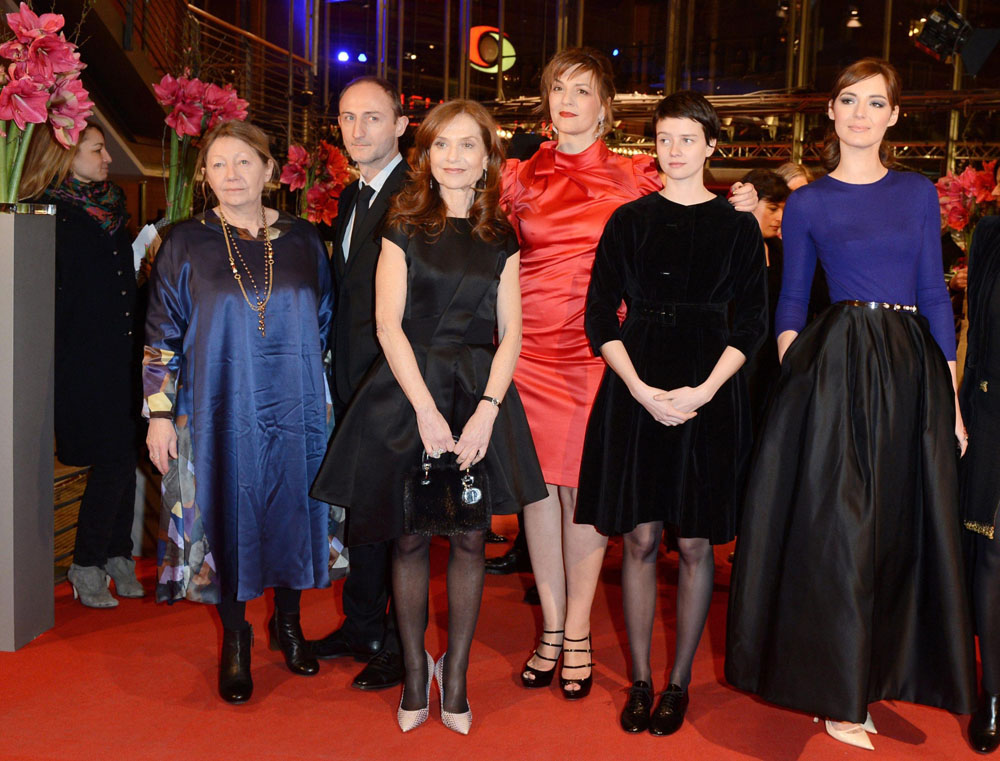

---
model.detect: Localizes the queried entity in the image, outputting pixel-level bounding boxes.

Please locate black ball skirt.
[725,302,976,723]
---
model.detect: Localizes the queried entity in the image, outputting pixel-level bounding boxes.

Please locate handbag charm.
[461,472,482,505]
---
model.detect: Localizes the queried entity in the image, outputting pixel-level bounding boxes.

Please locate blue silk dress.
[143,210,333,603]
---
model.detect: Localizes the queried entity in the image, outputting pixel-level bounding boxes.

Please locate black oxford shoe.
[970,693,1000,753]
[352,649,405,690]
[649,684,689,736]
[485,547,532,575]
[311,628,382,661]
[620,681,653,733]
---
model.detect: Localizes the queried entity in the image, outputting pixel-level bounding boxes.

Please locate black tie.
[349,184,377,253]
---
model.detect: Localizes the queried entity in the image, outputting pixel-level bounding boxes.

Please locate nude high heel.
[435,652,472,735]
[825,720,874,750]
[396,650,434,733]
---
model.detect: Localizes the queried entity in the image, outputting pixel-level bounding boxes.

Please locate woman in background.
[960,199,1000,754]
[25,123,144,608]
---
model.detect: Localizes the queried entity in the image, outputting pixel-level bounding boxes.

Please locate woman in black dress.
[311,100,546,735]
[27,123,144,608]
[575,92,766,736]
[961,210,1000,753]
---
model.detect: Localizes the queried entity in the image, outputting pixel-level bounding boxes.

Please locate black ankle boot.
[269,610,319,676]
[970,693,1000,753]
[219,625,253,703]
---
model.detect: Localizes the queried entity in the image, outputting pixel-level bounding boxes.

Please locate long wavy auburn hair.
[385,99,511,243]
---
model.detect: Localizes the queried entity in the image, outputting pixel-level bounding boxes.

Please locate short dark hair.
[538,47,616,137]
[652,90,720,143]
[339,76,403,119]
[740,169,790,204]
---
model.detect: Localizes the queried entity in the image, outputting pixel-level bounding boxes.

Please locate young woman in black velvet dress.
[575,92,766,736]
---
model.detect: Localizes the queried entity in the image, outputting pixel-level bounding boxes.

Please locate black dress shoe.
[485,547,532,575]
[312,628,382,661]
[970,693,1000,753]
[268,611,319,676]
[621,681,653,733]
[219,625,253,704]
[352,649,405,690]
[649,684,688,736]
[485,530,508,544]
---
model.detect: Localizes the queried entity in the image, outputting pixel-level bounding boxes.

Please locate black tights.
[393,530,485,712]
[975,532,1000,695]
[215,587,301,631]
[621,521,714,689]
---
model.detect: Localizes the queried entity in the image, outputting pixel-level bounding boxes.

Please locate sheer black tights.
[393,530,486,712]
[974,531,1000,695]
[622,522,714,689]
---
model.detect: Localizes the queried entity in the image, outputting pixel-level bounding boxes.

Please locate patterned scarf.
[44,178,129,235]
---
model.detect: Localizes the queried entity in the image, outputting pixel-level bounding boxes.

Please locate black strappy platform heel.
[520,628,564,688]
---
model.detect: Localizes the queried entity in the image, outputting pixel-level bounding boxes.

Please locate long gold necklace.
[218,207,275,336]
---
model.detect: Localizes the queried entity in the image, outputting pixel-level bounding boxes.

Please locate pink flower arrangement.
[936,161,999,250]
[0,3,93,202]
[153,72,249,222]
[279,140,353,225]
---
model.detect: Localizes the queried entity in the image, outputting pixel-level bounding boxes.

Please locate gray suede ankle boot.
[67,564,118,608]
[104,556,145,598]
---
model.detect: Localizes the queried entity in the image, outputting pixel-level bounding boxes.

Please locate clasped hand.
[634,383,708,426]
[416,403,497,470]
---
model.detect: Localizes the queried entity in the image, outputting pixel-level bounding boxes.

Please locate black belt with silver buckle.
[839,299,918,314]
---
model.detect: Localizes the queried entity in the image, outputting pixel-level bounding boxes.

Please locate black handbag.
[402,441,491,537]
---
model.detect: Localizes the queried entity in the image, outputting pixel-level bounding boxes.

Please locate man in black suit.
[311,76,409,690]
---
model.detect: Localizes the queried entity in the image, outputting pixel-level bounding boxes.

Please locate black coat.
[53,201,140,465]
[328,160,410,413]
[960,215,1000,536]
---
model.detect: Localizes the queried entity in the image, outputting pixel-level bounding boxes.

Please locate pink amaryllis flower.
[279,144,311,190]
[178,76,206,105]
[0,38,27,63]
[5,3,63,44]
[945,200,969,232]
[153,73,181,108]
[202,83,248,129]
[0,77,48,129]
[165,101,205,138]
[25,31,81,82]
[48,74,93,148]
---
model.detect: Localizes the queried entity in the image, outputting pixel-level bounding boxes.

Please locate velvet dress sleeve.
[774,187,818,337]
[728,214,769,360]
[142,231,191,420]
[914,177,957,360]
[584,208,629,354]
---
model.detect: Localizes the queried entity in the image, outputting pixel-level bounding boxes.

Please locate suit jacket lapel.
[333,180,359,281]
[344,160,410,269]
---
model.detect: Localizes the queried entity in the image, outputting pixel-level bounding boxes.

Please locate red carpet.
[0,519,984,760]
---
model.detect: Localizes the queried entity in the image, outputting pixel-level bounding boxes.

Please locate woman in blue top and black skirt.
[725,58,976,751]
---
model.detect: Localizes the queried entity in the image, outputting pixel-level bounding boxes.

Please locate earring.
[475,168,487,191]
[429,176,436,191]
[596,116,605,136]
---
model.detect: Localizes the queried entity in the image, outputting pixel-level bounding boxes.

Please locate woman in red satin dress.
[501,47,757,699]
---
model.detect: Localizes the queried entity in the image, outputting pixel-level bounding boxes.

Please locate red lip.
[558,111,577,118]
